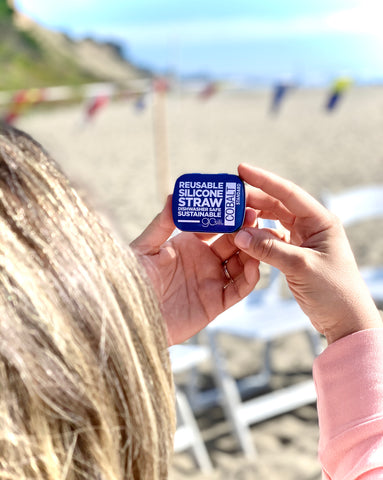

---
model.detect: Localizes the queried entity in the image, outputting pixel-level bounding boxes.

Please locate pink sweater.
[313,329,383,479]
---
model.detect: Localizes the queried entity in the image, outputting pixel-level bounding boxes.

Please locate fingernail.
[235,230,252,250]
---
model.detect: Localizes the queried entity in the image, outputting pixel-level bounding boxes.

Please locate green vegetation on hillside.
[0,0,12,18]
[0,0,116,90]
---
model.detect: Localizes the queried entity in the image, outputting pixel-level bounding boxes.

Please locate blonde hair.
[0,125,175,479]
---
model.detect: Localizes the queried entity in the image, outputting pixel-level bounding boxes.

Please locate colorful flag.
[153,78,169,94]
[134,95,146,112]
[199,82,219,100]
[326,77,353,111]
[84,94,109,122]
[270,83,291,114]
[3,88,45,124]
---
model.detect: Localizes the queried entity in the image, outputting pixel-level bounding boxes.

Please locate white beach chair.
[169,344,213,473]
[205,220,322,456]
[322,184,383,305]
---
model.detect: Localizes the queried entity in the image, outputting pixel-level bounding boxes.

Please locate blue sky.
[15,0,383,84]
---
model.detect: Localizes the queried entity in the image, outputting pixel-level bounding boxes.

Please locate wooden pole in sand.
[152,78,170,203]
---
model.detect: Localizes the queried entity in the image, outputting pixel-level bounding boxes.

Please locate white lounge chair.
[322,184,383,305]
[169,344,213,473]
[204,220,322,456]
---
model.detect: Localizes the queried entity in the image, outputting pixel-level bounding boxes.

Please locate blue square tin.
[172,173,246,233]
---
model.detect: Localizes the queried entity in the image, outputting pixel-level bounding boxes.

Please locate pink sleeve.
[313,328,383,480]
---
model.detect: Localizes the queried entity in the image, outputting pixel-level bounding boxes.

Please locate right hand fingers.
[239,164,333,240]
[234,226,306,276]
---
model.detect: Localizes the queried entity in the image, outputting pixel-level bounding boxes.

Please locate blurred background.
[5,0,383,87]
[1,1,383,478]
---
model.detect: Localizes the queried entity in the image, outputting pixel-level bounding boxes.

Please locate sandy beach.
[16,85,383,479]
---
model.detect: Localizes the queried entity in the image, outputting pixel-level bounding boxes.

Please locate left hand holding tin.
[131,196,259,345]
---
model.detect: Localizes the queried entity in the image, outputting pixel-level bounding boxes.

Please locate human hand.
[131,196,260,345]
[234,164,382,344]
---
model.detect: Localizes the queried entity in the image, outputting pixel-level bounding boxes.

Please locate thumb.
[234,227,303,275]
[130,195,175,254]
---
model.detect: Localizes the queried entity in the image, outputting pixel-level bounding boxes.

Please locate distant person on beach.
[1,124,382,479]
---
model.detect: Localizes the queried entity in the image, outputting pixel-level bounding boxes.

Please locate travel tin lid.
[172,173,246,233]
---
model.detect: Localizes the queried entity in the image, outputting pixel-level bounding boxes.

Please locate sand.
[16,85,383,479]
